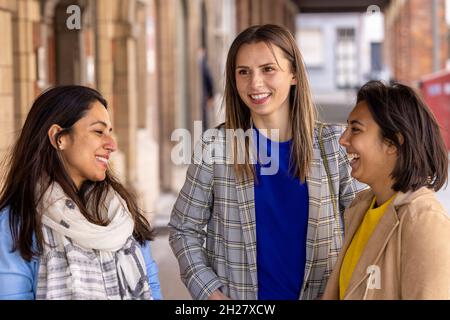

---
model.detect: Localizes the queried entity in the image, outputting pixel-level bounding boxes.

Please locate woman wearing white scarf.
[0,86,159,300]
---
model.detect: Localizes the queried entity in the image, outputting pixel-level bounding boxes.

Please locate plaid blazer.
[168,123,366,300]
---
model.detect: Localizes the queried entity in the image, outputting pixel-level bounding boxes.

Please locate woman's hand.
[207,289,232,300]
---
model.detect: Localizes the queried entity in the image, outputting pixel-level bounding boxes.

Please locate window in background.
[335,28,357,89]
[370,42,382,73]
[297,28,324,68]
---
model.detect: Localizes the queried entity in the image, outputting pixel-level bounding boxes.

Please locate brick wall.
[0,5,14,173]
[13,0,40,130]
[385,0,448,86]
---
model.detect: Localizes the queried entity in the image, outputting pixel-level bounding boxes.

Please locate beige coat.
[322,187,450,300]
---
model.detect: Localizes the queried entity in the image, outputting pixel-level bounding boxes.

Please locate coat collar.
[342,187,435,298]
[344,197,399,298]
[321,186,439,299]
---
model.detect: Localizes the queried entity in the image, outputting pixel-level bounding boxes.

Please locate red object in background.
[420,71,450,150]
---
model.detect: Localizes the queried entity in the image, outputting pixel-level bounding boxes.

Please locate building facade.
[296,11,387,122]
[297,13,365,92]
[384,0,448,85]
[0,0,298,223]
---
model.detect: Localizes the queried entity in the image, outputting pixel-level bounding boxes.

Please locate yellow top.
[339,194,396,299]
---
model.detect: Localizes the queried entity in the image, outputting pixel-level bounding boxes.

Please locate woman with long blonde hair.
[169,24,365,300]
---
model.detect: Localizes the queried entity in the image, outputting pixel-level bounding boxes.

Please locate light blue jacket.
[0,207,162,300]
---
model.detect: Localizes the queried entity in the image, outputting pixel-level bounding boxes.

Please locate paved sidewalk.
[151,193,191,299]
[153,193,177,229]
[151,228,191,299]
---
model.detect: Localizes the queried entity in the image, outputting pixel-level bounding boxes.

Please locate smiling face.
[339,101,398,189]
[58,101,117,189]
[235,41,296,128]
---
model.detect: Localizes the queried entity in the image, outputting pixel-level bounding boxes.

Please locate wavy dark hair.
[357,80,448,192]
[0,85,154,261]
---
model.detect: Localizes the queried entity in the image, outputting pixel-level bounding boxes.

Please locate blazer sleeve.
[0,208,38,300]
[400,206,450,299]
[168,135,223,300]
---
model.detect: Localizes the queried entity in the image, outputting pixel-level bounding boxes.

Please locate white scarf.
[36,182,152,300]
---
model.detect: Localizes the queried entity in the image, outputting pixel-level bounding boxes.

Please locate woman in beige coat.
[323,81,450,300]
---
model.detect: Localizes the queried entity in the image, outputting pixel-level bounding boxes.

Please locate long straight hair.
[224,24,316,182]
[0,85,154,261]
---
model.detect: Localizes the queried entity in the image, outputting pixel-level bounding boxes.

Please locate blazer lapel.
[235,175,258,291]
[302,146,323,294]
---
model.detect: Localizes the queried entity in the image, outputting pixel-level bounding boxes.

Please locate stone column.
[236,0,250,34]
[186,0,201,132]
[0,0,16,174]
[96,0,114,108]
[135,0,161,216]
[111,0,139,188]
[156,0,176,191]
[13,0,40,131]
[95,0,125,182]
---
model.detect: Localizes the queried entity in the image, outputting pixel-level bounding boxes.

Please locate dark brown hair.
[224,24,316,182]
[357,80,448,192]
[0,85,154,261]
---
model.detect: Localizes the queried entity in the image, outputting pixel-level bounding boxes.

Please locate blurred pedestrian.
[169,24,366,300]
[0,85,162,300]
[323,80,450,299]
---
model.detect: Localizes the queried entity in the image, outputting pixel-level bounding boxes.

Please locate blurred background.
[0,0,449,299]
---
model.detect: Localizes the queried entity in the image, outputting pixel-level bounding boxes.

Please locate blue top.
[254,128,309,300]
[0,207,162,300]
